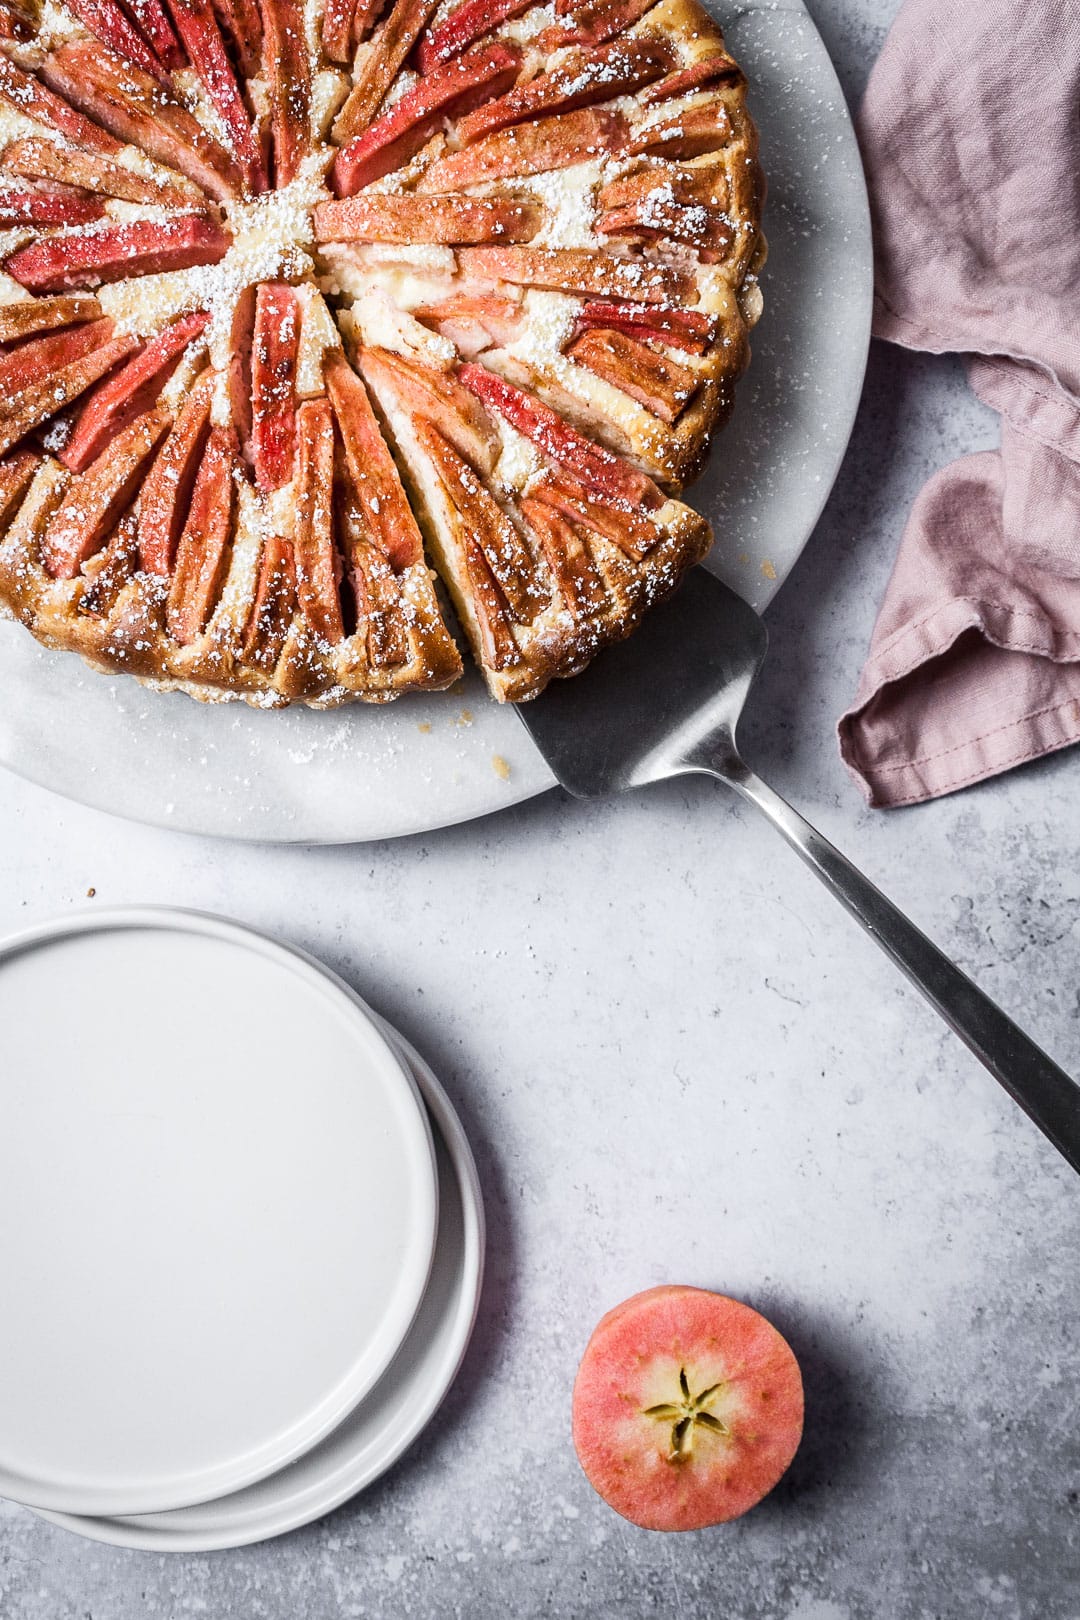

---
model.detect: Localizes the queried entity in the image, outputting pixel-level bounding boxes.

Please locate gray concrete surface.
[3,2,1080,1614]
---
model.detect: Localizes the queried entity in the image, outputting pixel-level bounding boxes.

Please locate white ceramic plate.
[34,1024,485,1551]
[0,910,438,1517]
[0,0,871,843]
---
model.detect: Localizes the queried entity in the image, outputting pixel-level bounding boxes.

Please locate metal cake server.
[516,568,1080,1173]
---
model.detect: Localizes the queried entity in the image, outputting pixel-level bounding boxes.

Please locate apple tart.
[0,0,763,705]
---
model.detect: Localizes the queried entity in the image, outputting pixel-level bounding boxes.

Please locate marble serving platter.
[0,0,872,843]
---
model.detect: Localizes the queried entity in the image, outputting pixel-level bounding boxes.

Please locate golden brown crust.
[0,0,762,705]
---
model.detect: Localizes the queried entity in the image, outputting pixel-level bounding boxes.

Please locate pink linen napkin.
[836,0,1080,807]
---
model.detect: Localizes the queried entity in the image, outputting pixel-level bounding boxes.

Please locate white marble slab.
[2,1,1079,1615]
[0,0,872,844]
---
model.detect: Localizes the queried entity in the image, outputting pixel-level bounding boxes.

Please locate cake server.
[515,567,1080,1173]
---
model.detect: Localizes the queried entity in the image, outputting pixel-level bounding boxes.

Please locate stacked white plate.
[0,909,484,1552]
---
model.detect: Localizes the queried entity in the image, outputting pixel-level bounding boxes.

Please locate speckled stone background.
[3,1,1080,1613]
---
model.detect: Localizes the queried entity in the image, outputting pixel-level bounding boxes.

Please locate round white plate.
[0,0,871,843]
[34,1025,485,1551]
[0,910,438,1517]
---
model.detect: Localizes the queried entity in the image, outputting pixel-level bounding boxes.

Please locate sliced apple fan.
[0,0,763,705]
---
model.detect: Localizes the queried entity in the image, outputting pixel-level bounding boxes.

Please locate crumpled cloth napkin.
[837,0,1080,807]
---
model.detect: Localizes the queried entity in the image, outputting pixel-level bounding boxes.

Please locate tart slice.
[362,349,710,699]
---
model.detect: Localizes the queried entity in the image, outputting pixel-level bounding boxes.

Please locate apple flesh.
[314,192,541,246]
[136,367,215,574]
[41,41,245,200]
[454,38,674,146]
[332,41,522,194]
[458,361,663,509]
[251,282,300,493]
[416,107,627,194]
[414,0,531,73]
[573,1286,804,1531]
[292,396,344,644]
[568,327,699,422]
[166,423,237,644]
[242,532,296,670]
[61,310,210,473]
[42,405,171,578]
[324,350,424,571]
[575,300,718,354]
[519,494,605,618]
